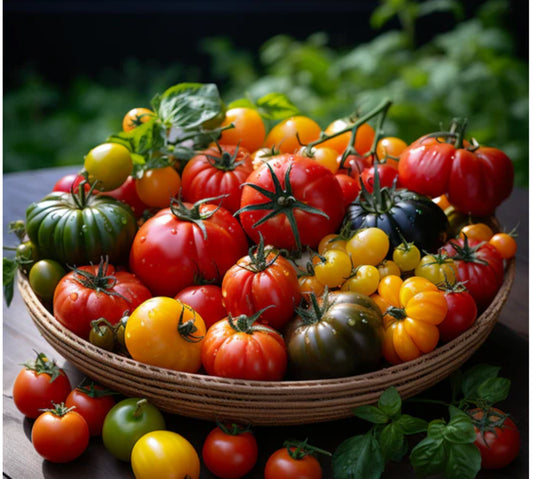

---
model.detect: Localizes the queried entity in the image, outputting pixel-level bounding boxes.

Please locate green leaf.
[3,257,17,307]
[445,443,481,479]
[378,387,402,418]
[461,364,500,400]
[427,419,446,439]
[256,92,299,120]
[379,422,406,462]
[476,377,511,405]
[227,97,256,110]
[410,436,447,476]
[443,414,476,444]
[332,431,385,479]
[418,0,464,20]
[396,414,428,435]
[353,405,390,424]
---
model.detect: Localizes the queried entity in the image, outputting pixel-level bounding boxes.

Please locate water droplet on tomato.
[170,229,177,235]
[139,236,146,243]
[70,292,78,301]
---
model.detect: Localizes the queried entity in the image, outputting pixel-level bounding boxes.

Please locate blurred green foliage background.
[3,0,528,186]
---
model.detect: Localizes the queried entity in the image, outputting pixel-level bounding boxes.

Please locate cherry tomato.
[376,136,407,167]
[15,240,39,275]
[320,119,375,156]
[318,234,347,255]
[12,352,72,419]
[360,163,399,192]
[489,233,517,259]
[28,259,66,302]
[65,381,116,436]
[298,273,326,303]
[202,423,258,479]
[438,287,478,342]
[334,173,361,208]
[346,227,390,267]
[460,223,495,242]
[219,107,266,152]
[99,175,150,218]
[264,116,321,153]
[299,146,340,173]
[377,259,402,279]
[469,407,521,469]
[313,250,352,289]
[265,444,324,479]
[32,403,90,463]
[414,252,458,285]
[341,264,380,296]
[122,107,154,132]
[175,284,227,330]
[392,242,421,272]
[52,173,89,193]
[135,166,181,208]
[84,143,133,191]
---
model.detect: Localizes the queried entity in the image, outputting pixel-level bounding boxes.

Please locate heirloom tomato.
[131,430,201,479]
[25,183,137,267]
[313,249,352,289]
[181,144,254,213]
[102,398,165,462]
[222,239,301,330]
[392,242,421,273]
[489,232,517,259]
[175,284,226,330]
[414,252,458,285]
[201,312,287,381]
[373,275,447,364]
[238,154,345,250]
[53,259,152,339]
[469,407,520,470]
[264,443,324,479]
[341,264,381,296]
[438,284,478,343]
[334,173,360,208]
[264,116,321,154]
[122,107,154,132]
[345,227,390,267]
[285,291,383,379]
[99,175,149,218]
[202,423,258,479]
[13,352,72,419]
[320,118,375,156]
[130,197,248,296]
[440,237,504,310]
[31,403,90,463]
[65,381,116,436]
[135,166,181,208]
[398,126,514,216]
[126,297,205,372]
[218,107,266,153]
[84,143,133,192]
[29,259,66,301]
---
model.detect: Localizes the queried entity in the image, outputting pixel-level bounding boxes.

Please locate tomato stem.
[177,307,204,343]
[22,351,63,382]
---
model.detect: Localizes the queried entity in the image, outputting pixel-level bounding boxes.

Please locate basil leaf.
[443,414,476,444]
[396,414,428,435]
[379,422,406,462]
[445,443,481,479]
[332,431,385,479]
[461,363,500,400]
[256,92,300,120]
[410,436,447,476]
[3,257,17,307]
[353,405,390,424]
[427,419,446,439]
[476,377,511,405]
[378,387,402,418]
[227,98,256,110]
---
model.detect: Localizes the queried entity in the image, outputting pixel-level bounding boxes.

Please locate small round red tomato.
[201,312,287,381]
[219,107,266,153]
[489,233,517,259]
[52,173,90,193]
[264,116,321,154]
[202,423,258,479]
[360,163,399,192]
[135,166,182,208]
[438,286,478,342]
[320,119,375,156]
[65,381,116,436]
[264,444,324,479]
[175,284,227,330]
[335,173,360,207]
[12,352,72,419]
[122,107,154,132]
[32,403,90,463]
[469,407,521,469]
[99,175,149,218]
[181,144,254,213]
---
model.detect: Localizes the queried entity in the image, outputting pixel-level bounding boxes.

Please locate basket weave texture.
[18,261,514,426]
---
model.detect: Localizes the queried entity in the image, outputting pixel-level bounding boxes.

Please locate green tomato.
[84,143,133,191]
[16,240,39,274]
[102,398,165,462]
[28,259,66,301]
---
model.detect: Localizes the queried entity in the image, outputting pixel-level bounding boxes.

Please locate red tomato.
[221,242,301,331]
[12,352,72,419]
[130,199,249,297]
[175,284,227,330]
[360,163,400,192]
[334,173,360,208]
[238,154,345,250]
[53,260,152,339]
[438,288,478,342]
[264,446,323,479]
[65,381,116,436]
[469,407,521,469]
[99,176,150,218]
[440,238,504,311]
[32,403,90,463]
[201,314,287,381]
[202,423,258,479]
[398,134,514,216]
[337,153,371,178]
[52,173,90,193]
[181,144,254,214]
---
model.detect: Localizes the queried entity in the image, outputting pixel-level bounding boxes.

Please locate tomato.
[222,241,301,330]
[89,319,116,351]
[377,259,401,279]
[65,381,116,436]
[102,398,166,462]
[202,423,258,479]
[320,119,375,156]
[135,166,182,208]
[264,444,324,479]
[341,264,381,296]
[125,297,206,372]
[201,313,287,381]
[122,107,154,132]
[175,284,227,330]
[299,146,340,173]
[376,136,407,166]
[26,186,137,267]
[12,352,72,419]
[414,252,458,285]
[32,403,90,463]
[219,107,266,153]
[53,259,152,340]
[29,259,66,301]
[433,194,451,211]
[469,407,521,469]
[360,163,400,193]
[318,233,347,255]
[438,286,478,342]
[373,275,447,364]
[298,272,326,303]
[15,240,39,275]
[489,232,517,259]
[392,242,421,273]
[346,227,390,267]
[264,116,321,154]
[130,197,248,296]
[84,143,133,192]
[52,173,89,194]
[440,237,504,310]
[238,154,345,250]
[338,153,371,177]
[99,175,150,218]
[334,173,360,208]
[398,130,514,216]
[285,291,383,379]
[181,144,254,213]
[459,223,495,242]
[313,249,352,289]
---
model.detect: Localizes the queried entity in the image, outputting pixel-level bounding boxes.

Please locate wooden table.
[3,166,529,478]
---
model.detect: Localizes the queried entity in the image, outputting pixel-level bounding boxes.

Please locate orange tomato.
[219,107,266,152]
[264,116,321,153]
[489,232,517,259]
[320,119,375,155]
[376,136,407,168]
[122,107,154,132]
[460,223,495,242]
[135,166,181,208]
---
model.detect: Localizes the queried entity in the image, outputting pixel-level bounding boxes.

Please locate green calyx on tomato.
[39,401,76,417]
[468,406,510,439]
[215,421,252,436]
[205,142,247,172]
[240,234,280,273]
[444,235,489,266]
[75,378,116,399]
[22,352,63,382]
[226,307,277,335]
[176,307,204,343]
[70,257,128,299]
[283,439,332,460]
[89,318,116,351]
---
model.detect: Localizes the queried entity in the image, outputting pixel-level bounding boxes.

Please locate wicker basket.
[17,261,515,426]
